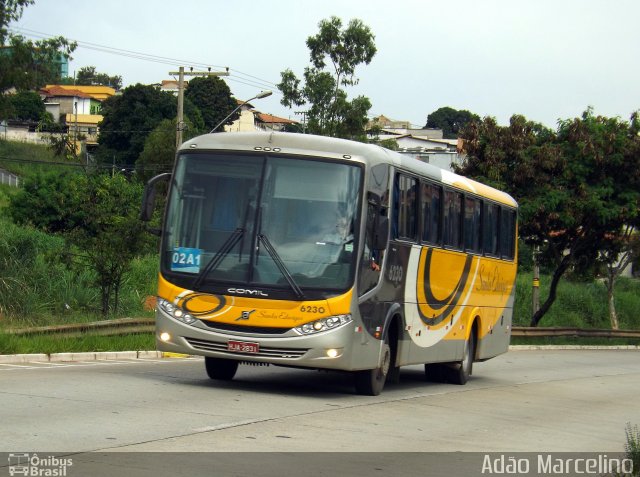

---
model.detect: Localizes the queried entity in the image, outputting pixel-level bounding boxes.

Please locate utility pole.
[294,110,308,134]
[74,101,78,157]
[168,67,230,148]
[532,244,540,315]
[175,67,184,148]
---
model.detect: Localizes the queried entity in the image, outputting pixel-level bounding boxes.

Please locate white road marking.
[0,358,199,372]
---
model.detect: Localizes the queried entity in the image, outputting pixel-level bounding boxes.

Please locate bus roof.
[180,132,517,208]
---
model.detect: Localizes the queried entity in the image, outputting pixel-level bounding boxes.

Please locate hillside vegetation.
[1,141,639,333]
[0,141,157,326]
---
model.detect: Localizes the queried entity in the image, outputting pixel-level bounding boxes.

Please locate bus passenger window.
[483,203,500,256]
[464,197,482,253]
[394,175,418,241]
[443,190,463,249]
[359,165,390,296]
[359,196,385,294]
[421,183,441,244]
[500,209,516,260]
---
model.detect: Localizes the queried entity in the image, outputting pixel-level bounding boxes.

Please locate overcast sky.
[14,0,640,129]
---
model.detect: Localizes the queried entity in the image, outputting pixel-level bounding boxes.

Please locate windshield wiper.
[257,233,305,300]
[193,228,244,291]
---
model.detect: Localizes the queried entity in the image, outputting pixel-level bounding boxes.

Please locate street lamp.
[73,101,78,156]
[209,90,273,133]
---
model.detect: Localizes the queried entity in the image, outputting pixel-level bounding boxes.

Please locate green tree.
[1,2,76,119]
[378,138,399,150]
[598,225,640,329]
[75,65,122,90]
[46,131,79,160]
[184,76,238,132]
[9,171,151,316]
[66,173,149,316]
[277,16,376,139]
[0,0,33,44]
[97,83,203,169]
[135,118,177,181]
[425,106,480,139]
[135,117,199,181]
[458,109,640,327]
[8,90,46,121]
[9,170,87,233]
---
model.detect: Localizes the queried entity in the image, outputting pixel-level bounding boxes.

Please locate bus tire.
[424,363,447,382]
[448,332,476,385]
[354,340,391,396]
[204,357,239,381]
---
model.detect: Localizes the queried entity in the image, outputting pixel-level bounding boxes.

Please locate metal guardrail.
[5,318,155,337]
[511,326,640,339]
[4,320,639,340]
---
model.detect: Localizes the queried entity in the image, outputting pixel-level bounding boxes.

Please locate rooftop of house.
[44,84,116,101]
[256,112,297,124]
[368,114,412,129]
[41,86,93,99]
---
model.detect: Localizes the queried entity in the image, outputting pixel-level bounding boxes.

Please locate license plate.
[228,340,259,354]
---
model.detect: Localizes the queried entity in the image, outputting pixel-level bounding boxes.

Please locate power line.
[226,75,281,95]
[0,155,171,172]
[10,26,228,69]
[9,26,280,92]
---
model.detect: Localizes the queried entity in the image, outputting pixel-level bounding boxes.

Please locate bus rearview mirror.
[139,173,171,222]
[373,216,389,250]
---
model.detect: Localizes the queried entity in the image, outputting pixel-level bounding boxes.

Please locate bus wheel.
[424,363,447,382]
[204,357,238,380]
[448,333,476,385]
[354,341,391,396]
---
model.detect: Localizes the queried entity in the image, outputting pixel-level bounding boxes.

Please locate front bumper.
[155,308,375,371]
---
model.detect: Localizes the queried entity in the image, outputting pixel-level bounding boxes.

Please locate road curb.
[0,346,637,364]
[0,350,190,364]
[509,345,640,350]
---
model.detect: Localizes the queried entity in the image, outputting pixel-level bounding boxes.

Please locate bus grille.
[199,320,291,335]
[184,337,308,359]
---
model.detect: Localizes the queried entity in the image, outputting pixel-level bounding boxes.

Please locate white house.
[224,100,298,132]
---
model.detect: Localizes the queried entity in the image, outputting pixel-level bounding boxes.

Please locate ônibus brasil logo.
[8,453,73,476]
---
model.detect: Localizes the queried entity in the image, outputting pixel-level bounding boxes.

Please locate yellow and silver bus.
[141,131,518,395]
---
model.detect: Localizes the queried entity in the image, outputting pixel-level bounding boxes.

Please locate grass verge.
[510,336,639,347]
[514,272,640,330]
[0,332,155,355]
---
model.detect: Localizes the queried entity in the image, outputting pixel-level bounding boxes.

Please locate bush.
[622,423,640,477]
[0,215,159,323]
[517,239,533,272]
[513,271,640,329]
[0,218,66,320]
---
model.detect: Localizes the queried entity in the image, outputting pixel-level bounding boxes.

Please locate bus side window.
[421,182,441,245]
[483,203,500,257]
[443,190,463,249]
[464,196,482,253]
[394,174,418,241]
[500,208,516,260]
[359,165,389,296]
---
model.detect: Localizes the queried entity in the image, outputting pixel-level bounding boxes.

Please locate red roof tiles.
[256,113,297,124]
[40,86,92,99]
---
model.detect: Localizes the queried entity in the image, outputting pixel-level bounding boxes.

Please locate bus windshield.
[162,153,363,295]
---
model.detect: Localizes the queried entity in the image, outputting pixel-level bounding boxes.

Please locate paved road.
[0,349,638,455]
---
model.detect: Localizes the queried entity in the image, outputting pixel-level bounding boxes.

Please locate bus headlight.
[157,298,197,325]
[294,314,352,335]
